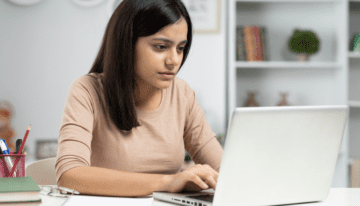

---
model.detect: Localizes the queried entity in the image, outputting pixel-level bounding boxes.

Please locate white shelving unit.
[348,1,360,188]
[234,61,342,69]
[348,100,360,108]
[227,0,349,187]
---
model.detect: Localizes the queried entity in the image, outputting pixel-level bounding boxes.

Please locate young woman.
[56,0,223,197]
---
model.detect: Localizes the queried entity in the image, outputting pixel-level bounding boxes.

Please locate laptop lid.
[213,105,348,206]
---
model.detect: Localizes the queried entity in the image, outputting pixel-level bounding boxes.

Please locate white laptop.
[153,105,349,206]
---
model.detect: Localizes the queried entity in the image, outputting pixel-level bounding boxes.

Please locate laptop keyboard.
[186,194,214,202]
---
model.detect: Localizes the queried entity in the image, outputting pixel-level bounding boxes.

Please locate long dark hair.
[88,0,193,131]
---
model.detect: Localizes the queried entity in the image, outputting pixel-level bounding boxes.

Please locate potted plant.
[216,134,225,148]
[288,29,320,61]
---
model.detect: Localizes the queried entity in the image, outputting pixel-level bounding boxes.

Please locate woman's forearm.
[57,166,172,197]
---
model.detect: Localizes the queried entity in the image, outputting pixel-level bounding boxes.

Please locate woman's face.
[134,17,188,92]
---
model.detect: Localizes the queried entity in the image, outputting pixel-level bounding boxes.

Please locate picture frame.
[36,140,58,160]
[181,0,221,34]
[71,0,106,7]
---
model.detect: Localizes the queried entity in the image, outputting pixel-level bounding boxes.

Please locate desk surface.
[38,187,360,206]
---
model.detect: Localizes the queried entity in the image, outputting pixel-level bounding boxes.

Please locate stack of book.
[236,26,269,61]
[0,177,41,205]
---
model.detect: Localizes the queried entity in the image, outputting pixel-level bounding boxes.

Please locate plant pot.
[298,53,308,61]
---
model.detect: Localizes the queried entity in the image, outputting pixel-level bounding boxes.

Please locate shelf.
[236,0,339,2]
[349,51,360,58]
[234,61,341,69]
[349,100,360,107]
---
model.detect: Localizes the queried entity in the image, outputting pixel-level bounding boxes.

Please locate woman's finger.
[188,164,219,189]
[214,172,218,182]
[192,175,209,190]
[202,165,218,182]
[209,168,218,182]
[204,175,217,190]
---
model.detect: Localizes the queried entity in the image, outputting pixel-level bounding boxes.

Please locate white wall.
[0,0,226,158]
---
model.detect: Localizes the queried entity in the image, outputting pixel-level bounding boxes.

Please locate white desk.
[37,187,360,206]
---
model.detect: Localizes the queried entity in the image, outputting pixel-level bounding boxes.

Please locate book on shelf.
[236,27,247,61]
[236,25,269,62]
[253,26,263,61]
[0,177,41,205]
[260,27,267,61]
[244,26,256,61]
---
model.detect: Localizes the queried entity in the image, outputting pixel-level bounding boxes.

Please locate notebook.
[0,177,41,204]
[153,105,349,206]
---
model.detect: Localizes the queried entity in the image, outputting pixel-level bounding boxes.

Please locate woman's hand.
[166,164,218,193]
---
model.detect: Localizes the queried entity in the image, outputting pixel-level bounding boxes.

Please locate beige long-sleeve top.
[55,73,223,184]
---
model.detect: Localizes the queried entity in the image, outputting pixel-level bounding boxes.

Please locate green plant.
[288,29,320,55]
[216,134,225,147]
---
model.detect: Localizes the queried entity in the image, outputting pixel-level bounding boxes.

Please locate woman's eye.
[178,47,185,51]
[156,45,167,50]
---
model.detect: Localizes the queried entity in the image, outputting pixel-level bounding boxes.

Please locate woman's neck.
[134,84,162,111]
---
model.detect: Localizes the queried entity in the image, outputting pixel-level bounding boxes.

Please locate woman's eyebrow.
[152,38,187,44]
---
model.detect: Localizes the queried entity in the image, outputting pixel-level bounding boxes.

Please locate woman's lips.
[159,73,173,79]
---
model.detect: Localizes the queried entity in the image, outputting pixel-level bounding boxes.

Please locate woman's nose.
[166,49,181,66]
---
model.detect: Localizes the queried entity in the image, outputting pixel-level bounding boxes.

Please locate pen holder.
[0,152,26,178]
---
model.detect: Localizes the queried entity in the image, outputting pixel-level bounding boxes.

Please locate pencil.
[9,125,31,177]
[18,125,31,155]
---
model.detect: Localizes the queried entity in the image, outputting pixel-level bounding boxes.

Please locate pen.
[0,139,17,177]
[9,125,31,177]
[15,139,22,154]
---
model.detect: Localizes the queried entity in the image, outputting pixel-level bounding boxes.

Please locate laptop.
[153,105,349,206]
